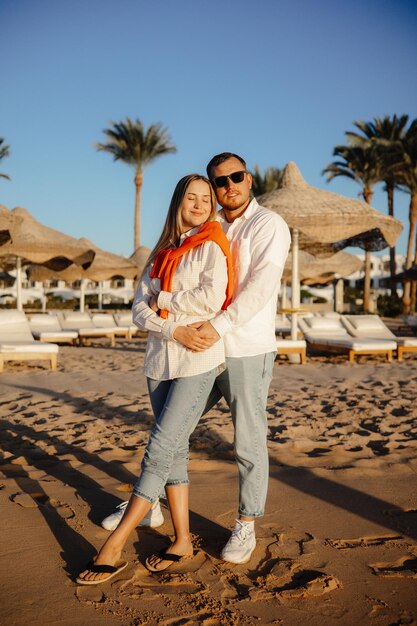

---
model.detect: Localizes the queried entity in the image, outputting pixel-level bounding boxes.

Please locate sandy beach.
[1,337,416,625]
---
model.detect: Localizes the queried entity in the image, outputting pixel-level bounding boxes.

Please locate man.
[188,152,291,563]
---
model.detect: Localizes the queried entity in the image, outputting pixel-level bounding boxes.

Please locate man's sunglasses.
[211,170,247,188]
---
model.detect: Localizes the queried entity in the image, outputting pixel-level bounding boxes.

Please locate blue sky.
[1,0,416,258]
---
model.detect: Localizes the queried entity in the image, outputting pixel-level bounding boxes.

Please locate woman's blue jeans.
[133,367,217,503]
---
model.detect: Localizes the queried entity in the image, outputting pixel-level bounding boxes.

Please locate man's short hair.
[206,152,247,179]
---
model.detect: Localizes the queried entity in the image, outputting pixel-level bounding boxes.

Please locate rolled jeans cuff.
[132,490,156,504]
[165,479,189,487]
[238,507,264,518]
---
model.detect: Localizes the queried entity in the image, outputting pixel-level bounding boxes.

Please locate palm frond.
[0,137,11,180]
[96,118,176,172]
[251,164,283,196]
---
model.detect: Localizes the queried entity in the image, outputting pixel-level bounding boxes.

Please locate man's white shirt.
[211,198,291,358]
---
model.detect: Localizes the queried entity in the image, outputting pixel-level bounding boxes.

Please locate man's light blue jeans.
[133,367,217,503]
[204,352,275,518]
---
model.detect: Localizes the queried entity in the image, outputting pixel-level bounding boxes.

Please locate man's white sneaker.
[101,500,164,531]
[221,519,256,564]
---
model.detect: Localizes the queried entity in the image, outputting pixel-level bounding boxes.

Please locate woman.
[76,174,233,584]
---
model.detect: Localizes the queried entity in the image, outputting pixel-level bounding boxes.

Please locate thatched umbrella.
[0,208,13,246]
[28,239,140,311]
[258,162,403,338]
[279,250,362,315]
[283,250,363,283]
[0,205,95,309]
[130,245,151,272]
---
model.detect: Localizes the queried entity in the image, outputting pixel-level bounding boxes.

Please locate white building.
[0,270,135,308]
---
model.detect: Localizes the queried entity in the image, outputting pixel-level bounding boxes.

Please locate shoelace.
[230,521,253,545]
[116,500,157,512]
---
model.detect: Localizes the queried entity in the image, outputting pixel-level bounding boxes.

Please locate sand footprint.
[252,558,299,599]
[45,498,76,520]
[267,531,315,559]
[10,492,40,508]
[327,534,403,549]
[370,553,417,578]
[76,586,104,604]
[119,569,204,598]
[278,569,341,600]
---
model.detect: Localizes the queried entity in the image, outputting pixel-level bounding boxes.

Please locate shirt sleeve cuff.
[158,291,173,311]
[210,313,233,338]
[161,319,181,341]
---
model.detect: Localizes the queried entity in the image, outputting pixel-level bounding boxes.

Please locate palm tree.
[0,138,11,180]
[251,165,283,196]
[96,118,176,251]
[346,115,409,291]
[323,144,382,312]
[392,120,417,313]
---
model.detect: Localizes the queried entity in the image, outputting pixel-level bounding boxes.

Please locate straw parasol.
[0,205,96,309]
[258,162,402,253]
[258,162,403,338]
[130,246,151,273]
[0,206,95,270]
[28,239,140,311]
[0,207,13,246]
[283,250,363,283]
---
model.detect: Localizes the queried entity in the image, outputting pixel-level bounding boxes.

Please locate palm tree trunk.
[386,183,397,296]
[134,172,143,253]
[363,188,373,313]
[403,192,417,315]
[411,281,417,315]
[410,221,417,314]
[363,250,372,312]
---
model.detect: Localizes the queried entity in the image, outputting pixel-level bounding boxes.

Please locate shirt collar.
[179,225,201,243]
[217,197,258,224]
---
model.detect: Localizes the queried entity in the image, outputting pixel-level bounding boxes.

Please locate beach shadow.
[4,382,417,551]
[0,418,134,528]
[270,466,417,541]
[9,382,151,429]
[0,413,229,568]
[0,427,98,575]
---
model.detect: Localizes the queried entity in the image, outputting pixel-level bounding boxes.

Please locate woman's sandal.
[145,548,194,573]
[76,559,129,585]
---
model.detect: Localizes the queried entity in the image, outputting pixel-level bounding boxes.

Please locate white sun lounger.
[90,313,130,339]
[114,312,141,338]
[28,313,78,344]
[276,338,307,363]
[0,310,58,372]
[298,316,396,363]
[59,312,116,347]
[341,315,417,361]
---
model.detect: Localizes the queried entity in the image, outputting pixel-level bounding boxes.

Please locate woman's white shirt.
[132,231,228,380]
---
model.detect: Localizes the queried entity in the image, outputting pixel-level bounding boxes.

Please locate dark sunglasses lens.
[213,171,246,188]
[230,171,245,184]
[213,176,228,188]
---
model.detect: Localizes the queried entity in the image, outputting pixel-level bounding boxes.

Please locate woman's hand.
[149,294,159,313]
[173,326,214,352]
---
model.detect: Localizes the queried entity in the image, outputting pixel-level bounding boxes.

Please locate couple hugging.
[77,151,291,585]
